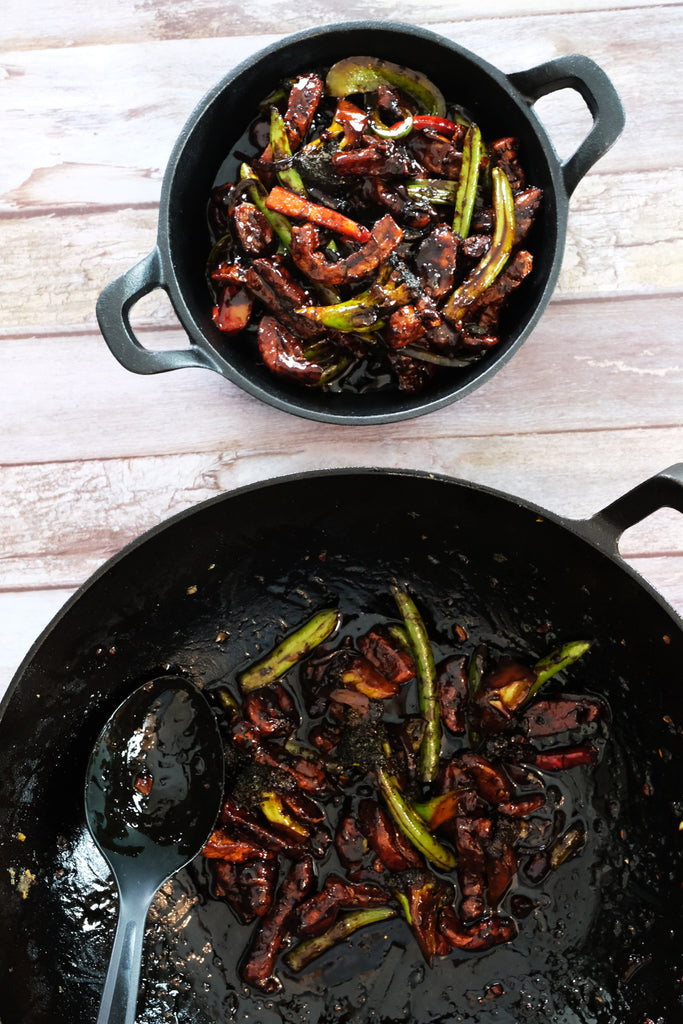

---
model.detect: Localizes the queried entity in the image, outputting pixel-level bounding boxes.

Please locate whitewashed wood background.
[1,0,682,699]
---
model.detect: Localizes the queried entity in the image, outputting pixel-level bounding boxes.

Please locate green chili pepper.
[524,640,591,705]
[467,644,487,698]
[326,56,446,116]
[239,162,292,250]
[452,124,482,238]
[285,907,397,972]
[296,289,384,331]
[297,268,411,332]
[549,822,587,870]
[405,179,458,205]
[392,586,441,783]
[375,766,457,871]
[412,790,460,829]
[239,608,340,693]
[214,686,240,716]
[259,792,309,839]
[395,891,412,924]
[318,355,353,386]
[442,166,515,326]
[206,230,235,280]
[269,107,307,196]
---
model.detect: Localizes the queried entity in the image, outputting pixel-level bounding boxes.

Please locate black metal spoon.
[84,676,224,1024]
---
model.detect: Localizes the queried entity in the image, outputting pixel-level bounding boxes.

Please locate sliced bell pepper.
[265,186,371,242]
[259,791,310,841]
[405,179,458,205]
[325,56,447,117]
[368,107,414,139]
[409,115,459,137]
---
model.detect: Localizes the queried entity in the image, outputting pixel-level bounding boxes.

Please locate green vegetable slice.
[325,56,446,117]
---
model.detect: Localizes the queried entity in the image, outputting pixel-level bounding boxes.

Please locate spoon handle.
[96,887,152,1024]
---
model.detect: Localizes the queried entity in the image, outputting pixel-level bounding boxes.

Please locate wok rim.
[3,465,680,722]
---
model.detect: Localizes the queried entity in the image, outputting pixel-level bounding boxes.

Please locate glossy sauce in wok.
[1,472,680,1023]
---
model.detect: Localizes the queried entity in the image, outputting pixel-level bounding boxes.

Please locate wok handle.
[508,54,625,197]
[580,464,683,555]
[96,248,217,375]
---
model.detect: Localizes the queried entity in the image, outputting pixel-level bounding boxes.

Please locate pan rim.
[3,465,680,723]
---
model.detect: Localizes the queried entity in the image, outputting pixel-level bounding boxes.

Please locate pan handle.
[576,464,683,556]
[508,54,625,198]
[96,248,218,375]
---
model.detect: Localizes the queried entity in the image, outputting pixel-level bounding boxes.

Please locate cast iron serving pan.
[96,21,625,424]
[0,467,681,1023]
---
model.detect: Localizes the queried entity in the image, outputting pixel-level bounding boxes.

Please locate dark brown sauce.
[207,71,540,398]
[85,679,218,865]
[137,610,612,1023]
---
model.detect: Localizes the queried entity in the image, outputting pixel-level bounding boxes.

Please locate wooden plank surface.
[1,2,682,700]
[3,0,671,51]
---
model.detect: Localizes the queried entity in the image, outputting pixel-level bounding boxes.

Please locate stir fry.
[201,588,609,993]
[206,57,542,394]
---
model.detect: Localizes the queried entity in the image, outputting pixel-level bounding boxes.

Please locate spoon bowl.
[84,676,224,1024]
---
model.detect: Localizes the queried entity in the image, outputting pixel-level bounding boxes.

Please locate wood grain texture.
[2,424,682,590]
[2,295,682,465]
[2,7,682,214]
[2,1,672,51]
[1,165,681,335]
[0,2,681,701]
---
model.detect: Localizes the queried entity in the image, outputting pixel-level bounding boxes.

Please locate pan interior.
[0,472,680,1023]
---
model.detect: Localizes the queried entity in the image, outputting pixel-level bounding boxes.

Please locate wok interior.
[0,472,680,1023]
[163,25,562,418]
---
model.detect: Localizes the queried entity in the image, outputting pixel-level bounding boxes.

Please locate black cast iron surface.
[96,21,624,423]
[0,469,681,1023]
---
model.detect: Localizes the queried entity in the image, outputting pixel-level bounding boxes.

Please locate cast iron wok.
[96,20,625,424]
[0,467,681,1024]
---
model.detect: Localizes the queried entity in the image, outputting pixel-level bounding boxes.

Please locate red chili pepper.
[211,285,253,334]
[407,115,459,137]
[358,798,423,872]
[498,793,546,818]
[241,855,316,992]
[530,745,598,771]
[133,771,153,795]
[201,829,272,862]
[439,906,517,951]
[265,186,371,242]
[212,858,278,923]
[358,625,415,684]
[341,655,400,699]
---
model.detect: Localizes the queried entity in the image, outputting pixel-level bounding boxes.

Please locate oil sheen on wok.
[205,57,542,395]
[197,585,608,1000]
